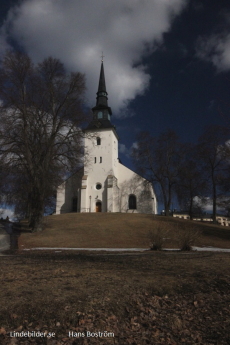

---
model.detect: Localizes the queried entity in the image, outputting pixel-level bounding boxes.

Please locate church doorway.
[96,201,102,212]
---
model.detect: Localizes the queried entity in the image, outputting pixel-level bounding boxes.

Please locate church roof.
[85,119,115,130]
[85,60,118,137]
[97,61,106,94]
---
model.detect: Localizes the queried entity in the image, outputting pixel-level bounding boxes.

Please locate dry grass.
[149,224,169,250]
[2,215,230,343]
[18,213,230,250]
[0,251,230,344]
[178,228,201,251]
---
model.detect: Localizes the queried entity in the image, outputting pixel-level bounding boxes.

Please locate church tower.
[56,59,157,215]
[80,60,119,212]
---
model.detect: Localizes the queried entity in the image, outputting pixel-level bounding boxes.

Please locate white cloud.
[196,13,230,72]
[0,0,187,116]
[193,196,227,214]
[0,208,15,221]
[119,141,138,157]
[119,143,129,156]
[131,141,138,150]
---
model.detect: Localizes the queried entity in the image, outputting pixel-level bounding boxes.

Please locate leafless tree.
[197,125,229,222]
[132,130,184,216]
[0,51,88,231]
[176,144,208,220]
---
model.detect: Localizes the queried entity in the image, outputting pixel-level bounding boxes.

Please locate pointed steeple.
[85,59,118,138]
[96,61,108,107]
[98,62,106,92]
[90,60,112,125]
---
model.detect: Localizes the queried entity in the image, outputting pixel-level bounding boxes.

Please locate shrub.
[179,228,200,251]
[149,225,168,251]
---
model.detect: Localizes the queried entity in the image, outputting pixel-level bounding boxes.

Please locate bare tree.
[197,125,229,222]
[132,130,184,216]
[0,51,88,231]
[176,144,208,220]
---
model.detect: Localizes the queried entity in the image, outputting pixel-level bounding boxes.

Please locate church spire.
[96,61,108,107]
[98,61,106,92]
[85,59,118,137]
[90,59,112,125]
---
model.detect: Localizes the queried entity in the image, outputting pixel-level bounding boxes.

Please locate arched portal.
[96,201,102,212]
[129,194,137,210]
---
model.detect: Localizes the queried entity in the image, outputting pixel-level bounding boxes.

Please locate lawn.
[0,251,230,344]
[18,213,230,250]
[1,214,230,344]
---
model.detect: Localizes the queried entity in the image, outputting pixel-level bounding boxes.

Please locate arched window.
[129,194,137,209]
[97,137,101,145]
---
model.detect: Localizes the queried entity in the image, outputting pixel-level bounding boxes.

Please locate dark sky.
[0,0,230,170]
[113,0,230,168]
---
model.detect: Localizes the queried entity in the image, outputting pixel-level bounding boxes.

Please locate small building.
[56,60,157,214]
[173,212,230,226]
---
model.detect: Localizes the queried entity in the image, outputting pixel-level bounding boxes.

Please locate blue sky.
[0,0,230,214]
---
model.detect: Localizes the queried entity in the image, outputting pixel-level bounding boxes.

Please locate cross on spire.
[101,52,104,62]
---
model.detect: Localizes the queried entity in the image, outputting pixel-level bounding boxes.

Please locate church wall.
[56,183,66,214]
[83,128,118,213]
[116,163,157,214]
[56,174,82,214]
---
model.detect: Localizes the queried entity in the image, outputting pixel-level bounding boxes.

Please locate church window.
[94,157,96,163]
[100,157,102,163]
[96,183,102,190]
[98,111,103,119]
[97,137,101,145]
[129,194,137,209]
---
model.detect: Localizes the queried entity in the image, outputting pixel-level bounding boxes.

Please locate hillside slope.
[18,213,230,250]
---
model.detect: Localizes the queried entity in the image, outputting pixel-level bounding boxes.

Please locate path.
[23,247,230,252]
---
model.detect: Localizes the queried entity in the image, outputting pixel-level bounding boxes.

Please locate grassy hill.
[2,214,230,343]
[18,213,230,250]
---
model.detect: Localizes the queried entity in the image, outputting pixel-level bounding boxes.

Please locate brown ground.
[0,250,230,344]
[18,213,230,249]
[1,214,230,344]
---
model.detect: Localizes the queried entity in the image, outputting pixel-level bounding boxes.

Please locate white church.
[56,61,157,214]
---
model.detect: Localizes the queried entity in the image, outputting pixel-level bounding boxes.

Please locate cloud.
[196,11,230,72]
[131,141,138,150]
[119,143,129,157]
[0,208,15,221]
[196,33,230,71]
[0,27,9,56]
[119,141,138,157]
[193,196,227,214]
[0,0,187,116]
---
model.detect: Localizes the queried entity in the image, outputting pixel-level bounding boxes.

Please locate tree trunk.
[160,183,170,216]
[165,203,170,216]
[212,179,217,223]
[29,211,44,232]
[165,187,172,217]
[29,187,45,232]
[189,195,193,220]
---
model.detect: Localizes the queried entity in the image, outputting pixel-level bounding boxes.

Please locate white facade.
[56,61,157,215]
[56,127,157,214]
